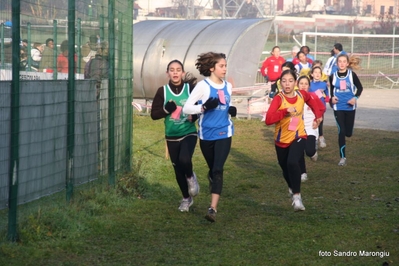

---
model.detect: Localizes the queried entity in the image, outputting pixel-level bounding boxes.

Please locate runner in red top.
[260,46,286,83]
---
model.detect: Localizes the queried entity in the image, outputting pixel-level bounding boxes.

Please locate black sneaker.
[205,207,217,222]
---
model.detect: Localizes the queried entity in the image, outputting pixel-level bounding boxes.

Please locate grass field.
[1,115,398,265]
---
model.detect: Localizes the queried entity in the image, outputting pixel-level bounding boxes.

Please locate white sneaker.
[319,136,327,148]
[178,197,193,212]
[292,194,305,211]
[311,152,318,162]
[301,173,308,182]
[187,172,199,197]
[338,157,347,166]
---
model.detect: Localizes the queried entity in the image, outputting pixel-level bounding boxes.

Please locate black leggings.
[334,110,356,158]
[275,138,306,194]
[318,117,324,136]
[167,135,197,198]
[299,135,317,174]
[200,137,232,195]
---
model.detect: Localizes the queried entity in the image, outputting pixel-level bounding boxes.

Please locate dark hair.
[301,45,310,53]
[183,71,198,87]
[281,61,295,71]
[330,49,335,56]
[22,39,28,43]
[270,46,280,55]
[312,60,323,66]
[45,38,54,46]
[311,66,322,75]
[297,75,310,85]
[195,52,226,77]
[337,54,361,70]
[60,40,68,52]
[334,43,343,52]
[296,51,306,59]
[280,69,297,81]
[166,59,184,72]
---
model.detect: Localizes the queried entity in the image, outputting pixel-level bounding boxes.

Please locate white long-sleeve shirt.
[323,55,335,76]
[31,48,42,61]
[183,78,233,114]
[303,103,318,139]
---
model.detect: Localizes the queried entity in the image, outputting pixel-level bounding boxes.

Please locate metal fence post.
[118,13,123,79]
[1,24,4,69]
[126,0,133,172]
[53,20,58,80]
[27,22,31,71]
[108,0,115,186]
[77,18,82,74]
[8,0,21,242]
[66,0,76,202]
[100,15,105,43]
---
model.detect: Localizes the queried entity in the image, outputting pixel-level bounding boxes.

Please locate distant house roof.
[134,3,142,9]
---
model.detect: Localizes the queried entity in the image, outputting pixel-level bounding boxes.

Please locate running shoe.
[319,136,327,148]
[292,194,305,211]
[178,197,193,212]
[338,157,347,166]
[187,172,199,197]
[205,207,217,222]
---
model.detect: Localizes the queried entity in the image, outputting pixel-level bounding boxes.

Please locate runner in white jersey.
[183,52,237,222]
[329,54,363,166]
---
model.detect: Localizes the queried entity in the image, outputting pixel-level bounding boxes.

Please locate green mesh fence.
[0,0,133,241]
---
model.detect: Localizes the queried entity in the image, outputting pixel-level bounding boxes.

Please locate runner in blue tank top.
[183,52,237,222]
[329,54,363,166]
[309,66,329,148]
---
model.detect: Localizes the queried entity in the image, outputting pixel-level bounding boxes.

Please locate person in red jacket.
[57,40,77,74]
[265,69,325,211]
[260,46,285,83]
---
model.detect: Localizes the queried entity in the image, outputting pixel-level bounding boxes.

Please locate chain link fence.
[0,0,133,240]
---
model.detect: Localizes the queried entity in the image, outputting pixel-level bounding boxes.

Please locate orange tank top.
[274,91,306,145]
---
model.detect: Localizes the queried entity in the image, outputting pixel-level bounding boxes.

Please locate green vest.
[164,83,197,137]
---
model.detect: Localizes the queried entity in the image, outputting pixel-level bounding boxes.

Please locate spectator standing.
[80,35,98,73]
[86,41,110,99]
[57,40,77,74]
[21,39,28,48]
[39,38,55,72]
[30,42,44,71]
[20,48,28,71]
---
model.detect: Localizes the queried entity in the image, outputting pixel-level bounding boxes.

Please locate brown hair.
[297,75,310,85]
[337,54,361,71]
[195,52,226,77]
[270,46,280,55]
[60,40,68,52]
